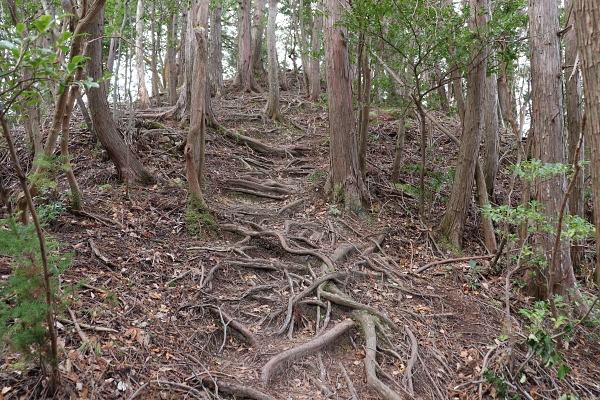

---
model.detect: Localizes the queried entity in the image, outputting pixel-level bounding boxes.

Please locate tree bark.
[528,0,575,298]
[564,0,585,270]
[324,0,366,213]
[135,0,150,108]
[251,0,267,77]
[208,2,224,97]
[235,0,258,92]
[483,71,499,199]
[573,0,600,283]
[264,0,281,120]
[86,5,154,185]
[439,0,488,248]
[308,1,322,101]
[357,36,371,182]
[167,14,179,105]
[149,1,161,105]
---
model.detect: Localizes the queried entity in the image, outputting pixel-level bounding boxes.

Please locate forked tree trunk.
[439,0,488,248]
[324,0,367,213]
[308,1,322,101]
[564,0,585,270]
[86,6,154,185]
[573,0,600,283]
[135,0,150,108]
[528,0,576,299]
[264,0,281,120]
[251,0,267,77]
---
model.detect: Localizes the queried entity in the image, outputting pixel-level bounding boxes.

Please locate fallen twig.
[58,317,119,334]
[415,254,494,274]
[127,380,204,400]
[209,307,258,348]
[201,377,276,400]
[88,238,120,270]
[339,362,359,400]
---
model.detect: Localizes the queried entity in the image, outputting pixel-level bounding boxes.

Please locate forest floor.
[1,77,599,400]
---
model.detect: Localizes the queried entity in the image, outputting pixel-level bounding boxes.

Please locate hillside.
[1,79,599,400]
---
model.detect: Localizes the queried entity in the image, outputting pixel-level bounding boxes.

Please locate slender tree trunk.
[564,0,585,270]
[299,0,311,91]
[324,0,366,213]
[175,6,192,121]
[483,71,499,199]
[150,1,161,105]
[439,0,488,248]
[308,0,322,101]
[251,0,267,77]
[135,0,150,108]
[528,0,575,299]
[208,2,224,97]
[167,14,179,105]
[86,6,154,185]
[573,0,600,283]
[265,0,281,120]
[435,65,450,113]
[497,75,509,124]
[357,36,371,182]
[391,114,406,183]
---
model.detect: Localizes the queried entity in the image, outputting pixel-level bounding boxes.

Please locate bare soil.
[1,78,599,399]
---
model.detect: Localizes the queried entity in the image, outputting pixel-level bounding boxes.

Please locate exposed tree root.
[415,254,495,274]
[261,319,355,384]
[208,307,258,348]
[201,377,276,400]
[223,129,308,156]
[127,380,204,400]
[403,325,419,394]
[320,287,400,331]
[220,224,334,269]
[354,311,403,400]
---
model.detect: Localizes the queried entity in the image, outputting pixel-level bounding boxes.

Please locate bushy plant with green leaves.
[0,217,72,367]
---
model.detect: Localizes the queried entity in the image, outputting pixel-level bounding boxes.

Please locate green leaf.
[0,40,18,50]
[557,364,570,380]
[519,374,526,383]
[33,15,53,33]
[16,23,25,35]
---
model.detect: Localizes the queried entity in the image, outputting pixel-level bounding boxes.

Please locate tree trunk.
[149,1,161,105]
[86,6,154,185]
[497,76,509,124]
[439,0,488,248]
[564,0,585,270]
[186,0,210,200]
[324,0,366,213]
[251,0,267,77]
[308,0,322,101]
[528,0,575,299]
[235,0,258,92]
[167,14,179,105]
[573,0,600,283]
[175,7,192,121]
[264,0,281,120]
[391,114,406,183]
[208,2,224,97]
[483,71,499,199]
[357,36,371,182]
[135,0,150,108]
[435,65,449,113]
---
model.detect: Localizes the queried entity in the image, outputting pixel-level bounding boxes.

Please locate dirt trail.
[1,83,599,399]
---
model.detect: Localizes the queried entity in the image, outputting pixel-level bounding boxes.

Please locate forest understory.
[1,77,599,400]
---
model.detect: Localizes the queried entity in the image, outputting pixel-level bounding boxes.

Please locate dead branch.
[201,377,276,400]
[277,198,305,215]
[403,325,419,394]
[209,307,258,348]
[70,209,124,229]
[261,319,355,384]
[354,311,402,400]
[88,238,120,270]
[415,254,495,274]
[338,362,359,400]
[58,317,118,334]
[225,187,288,200]
[127,380,204,400]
